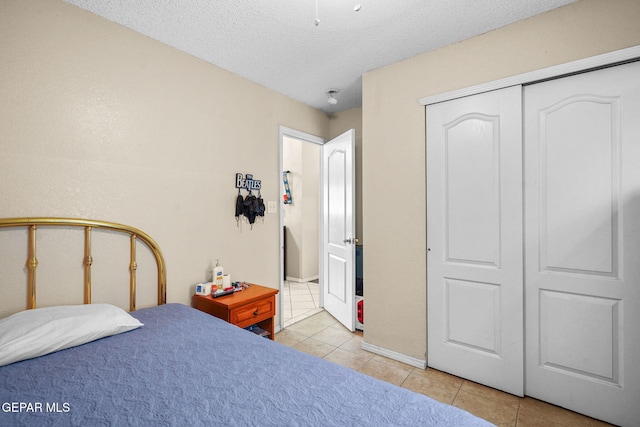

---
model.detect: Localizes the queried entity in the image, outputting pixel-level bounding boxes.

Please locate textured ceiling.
[64,0,576,113]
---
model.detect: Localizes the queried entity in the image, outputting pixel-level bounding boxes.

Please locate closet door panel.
[427,85,524,396]
[445,115,501,266]
[539,96,618,275]
[524,61,640,427]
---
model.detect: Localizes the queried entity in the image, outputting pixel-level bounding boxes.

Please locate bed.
[0,218,494,426]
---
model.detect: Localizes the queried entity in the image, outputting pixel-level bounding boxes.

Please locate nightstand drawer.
[231,296,275,328]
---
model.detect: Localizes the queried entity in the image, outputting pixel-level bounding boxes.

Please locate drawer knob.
[254,309,259,316]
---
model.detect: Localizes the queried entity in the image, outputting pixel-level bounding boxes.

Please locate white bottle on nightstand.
[213,259,224,290]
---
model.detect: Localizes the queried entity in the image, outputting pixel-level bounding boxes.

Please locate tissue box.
[196,282,213,296]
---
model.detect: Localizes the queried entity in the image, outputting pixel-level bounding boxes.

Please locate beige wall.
[0,0,329,318]
[300,142,320,280]
[283,138,303,280]
[362,0,640,361]
[282,136,320,281]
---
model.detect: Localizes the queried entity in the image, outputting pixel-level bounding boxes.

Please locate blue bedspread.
[0,303,494,426]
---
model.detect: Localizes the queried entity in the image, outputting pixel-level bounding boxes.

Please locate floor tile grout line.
[285,280,321,324]
[451,379,464,406]
[514,401,521,427]
[399,367,416,388]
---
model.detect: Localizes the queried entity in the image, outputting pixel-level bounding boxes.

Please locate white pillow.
[0,304,143,367]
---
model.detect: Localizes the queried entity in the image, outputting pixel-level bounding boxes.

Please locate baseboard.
[285,275,319,283]
[361,341,426,369]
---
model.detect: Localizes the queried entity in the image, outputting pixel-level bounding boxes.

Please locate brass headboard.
[0,217,167,311]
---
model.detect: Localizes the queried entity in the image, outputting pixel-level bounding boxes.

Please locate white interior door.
[427,86,524,396]
[322,129,356,331]
[524,61,640,427]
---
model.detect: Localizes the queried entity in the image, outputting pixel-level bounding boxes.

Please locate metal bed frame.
[0,217,166,311]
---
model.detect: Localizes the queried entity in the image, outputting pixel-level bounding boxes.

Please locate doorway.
[278,126,357,332]
[282,134,322,327]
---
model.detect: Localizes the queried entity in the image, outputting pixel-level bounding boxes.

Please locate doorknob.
[343,237,359,244]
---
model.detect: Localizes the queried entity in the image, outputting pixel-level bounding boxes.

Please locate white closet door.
[524,61,640,427]
[427,86,524,396]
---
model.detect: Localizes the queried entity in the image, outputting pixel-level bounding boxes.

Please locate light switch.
[267,201,277,214]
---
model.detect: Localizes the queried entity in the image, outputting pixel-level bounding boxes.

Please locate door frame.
[278,126,326,332]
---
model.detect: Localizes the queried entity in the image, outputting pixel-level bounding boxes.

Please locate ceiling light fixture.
[327,90,338,105]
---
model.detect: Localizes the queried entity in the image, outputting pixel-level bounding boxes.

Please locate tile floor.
[282,280,322,328]
[275,310,614,427]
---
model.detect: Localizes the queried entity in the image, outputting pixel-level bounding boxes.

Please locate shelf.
[246,325,270,338]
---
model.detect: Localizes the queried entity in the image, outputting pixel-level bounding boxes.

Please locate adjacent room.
[1,0,639,425]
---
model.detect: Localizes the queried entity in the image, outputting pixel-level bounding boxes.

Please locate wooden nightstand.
[191,283,279,340]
